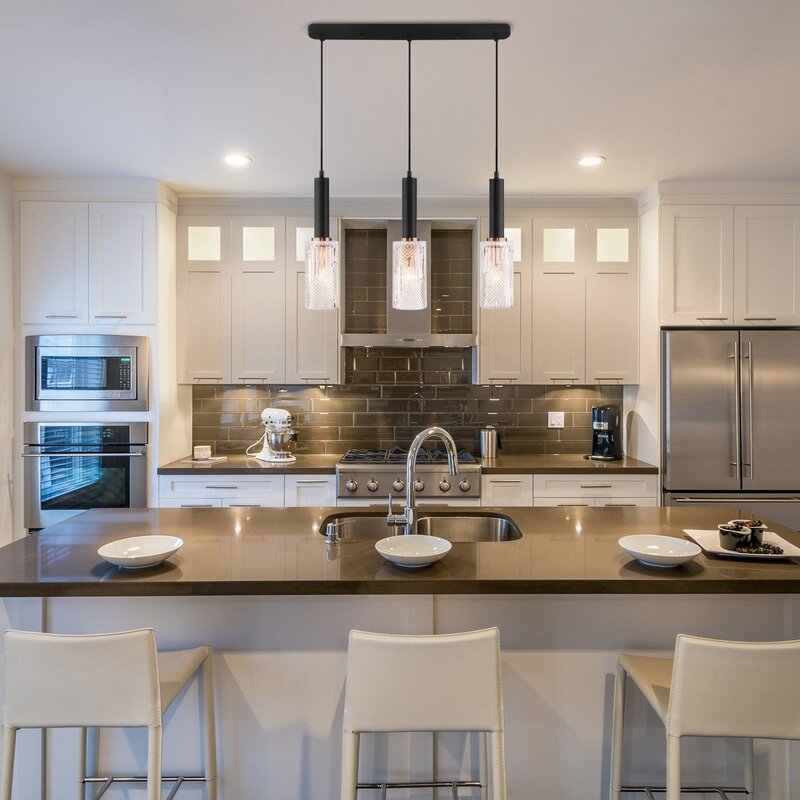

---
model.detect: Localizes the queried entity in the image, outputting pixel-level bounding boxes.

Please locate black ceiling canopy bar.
[308,22,511,41]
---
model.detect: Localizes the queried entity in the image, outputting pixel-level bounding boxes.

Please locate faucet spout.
[402,426,459,535]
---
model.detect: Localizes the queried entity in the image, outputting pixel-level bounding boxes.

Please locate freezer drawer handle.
[673,497,800,503]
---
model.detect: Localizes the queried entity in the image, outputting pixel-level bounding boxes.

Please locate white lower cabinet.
[285,475,336,507]
[158,499,223,508]
[158,474,285,508]
[481,475,534,506]
[533,474,658,507]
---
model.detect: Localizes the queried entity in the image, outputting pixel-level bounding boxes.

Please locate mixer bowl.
[267,428,297,455]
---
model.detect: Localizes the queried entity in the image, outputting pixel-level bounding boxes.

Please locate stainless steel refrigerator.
[662,329,800,530]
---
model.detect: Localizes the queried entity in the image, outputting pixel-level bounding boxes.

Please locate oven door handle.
[22,452,145,458]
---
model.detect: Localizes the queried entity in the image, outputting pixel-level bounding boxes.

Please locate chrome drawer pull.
[45,313,78,319]
[93,314,128,319]
[696,316,728,321]
[743,317,777,321]
[580,484,613,489]
[205,485,239,490]
[180,504,215,508]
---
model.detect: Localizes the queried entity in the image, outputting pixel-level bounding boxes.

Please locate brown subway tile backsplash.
[192,379,622,456]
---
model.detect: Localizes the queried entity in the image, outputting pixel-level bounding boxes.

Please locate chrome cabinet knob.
[459,479,471,492]
[413,479,425,492]
[366,479,379,493]
[392,479,405,492]
[439,480,451,492]
[345,479,358,493]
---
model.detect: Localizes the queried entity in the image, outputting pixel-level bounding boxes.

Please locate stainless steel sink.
[320,513,522,543]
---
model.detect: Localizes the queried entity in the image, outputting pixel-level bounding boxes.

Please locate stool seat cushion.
[617,653,673,723]
[158,646,212,711]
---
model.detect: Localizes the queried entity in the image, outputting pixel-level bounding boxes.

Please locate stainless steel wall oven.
[23,422,148,531]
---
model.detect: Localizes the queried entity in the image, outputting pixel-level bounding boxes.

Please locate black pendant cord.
[488,36,504,239]
[314,38,330,239]
[401,39,417,239]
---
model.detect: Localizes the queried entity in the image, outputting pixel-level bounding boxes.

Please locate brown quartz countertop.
[1,506,798,597]
[158,454,342,475]
[478,454,657,474]
[157,453,656,476]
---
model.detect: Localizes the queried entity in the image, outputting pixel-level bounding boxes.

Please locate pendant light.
[392,40,427,310]
[479,38,514,309]
[305,38,340,310]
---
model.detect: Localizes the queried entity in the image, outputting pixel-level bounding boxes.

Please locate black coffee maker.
[587,405,622,461]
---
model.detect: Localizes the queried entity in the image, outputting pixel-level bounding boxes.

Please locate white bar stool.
[610,633,800,800]
[0,628,217,800]
[342,627,506,800]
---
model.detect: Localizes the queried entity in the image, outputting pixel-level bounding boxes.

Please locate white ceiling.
[1,0,799,198]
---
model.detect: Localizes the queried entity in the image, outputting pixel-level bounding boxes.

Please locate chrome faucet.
[387,427,459,535]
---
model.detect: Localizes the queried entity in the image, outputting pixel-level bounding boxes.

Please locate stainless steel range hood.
[340,220,478,348]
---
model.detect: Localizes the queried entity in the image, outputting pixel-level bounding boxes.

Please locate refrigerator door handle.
[672,497,800,503]
[747,340,754,479]
[729,340,741,481]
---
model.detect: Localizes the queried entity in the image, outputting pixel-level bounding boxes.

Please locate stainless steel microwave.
[26,334,149,411]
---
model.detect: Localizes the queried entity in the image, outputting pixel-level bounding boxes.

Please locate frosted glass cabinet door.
[88,202,156,324]
[231,217,286,382]
[177,216,231,382]
[20,201,89,323]
[734,206,800,326]
[478,217,533,383]
[661,205,734,325]
[532,219,586,384]
[585,219,639,384]
[285,217,339,384]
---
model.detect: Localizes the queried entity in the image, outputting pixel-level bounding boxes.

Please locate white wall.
[624,204,660,467]
[0,173,13,544]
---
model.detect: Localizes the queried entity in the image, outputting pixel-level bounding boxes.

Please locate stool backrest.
[344,627,503,734]
[667,634,800,739]
[2,628,161,729]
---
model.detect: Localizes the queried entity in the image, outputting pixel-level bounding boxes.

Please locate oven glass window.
[40,356,132,391]
[39,426,131,511]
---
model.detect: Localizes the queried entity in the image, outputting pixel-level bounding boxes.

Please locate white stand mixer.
[247,408,298,463]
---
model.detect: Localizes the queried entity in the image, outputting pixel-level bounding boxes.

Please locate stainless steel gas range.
[336,447,481,504]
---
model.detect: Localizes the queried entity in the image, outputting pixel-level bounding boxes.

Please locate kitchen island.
[1,506,798,799]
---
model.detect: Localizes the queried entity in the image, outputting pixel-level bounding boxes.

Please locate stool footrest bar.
[84,775,209,782]
[621,787,748,797]
[357,780,482,790]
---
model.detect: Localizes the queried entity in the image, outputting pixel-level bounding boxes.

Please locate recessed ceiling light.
[224,153,253,167]
[578,155,605,167]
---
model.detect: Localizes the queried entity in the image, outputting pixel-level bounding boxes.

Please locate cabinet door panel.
[480,474,533,506]
[586,220,639,384]
[20,201,89,323]
[231,217,286,383]
[661,205,734,325]
[177,216,231,382]
[286,217,339,384]
[478,217,532,383]
[89,202,156,324]
[734,206,800,326]
[285,475,336,507]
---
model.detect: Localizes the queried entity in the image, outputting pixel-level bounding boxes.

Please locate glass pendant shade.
[479,238,514,309]
[305,237,339,310]
[392,238,427,310]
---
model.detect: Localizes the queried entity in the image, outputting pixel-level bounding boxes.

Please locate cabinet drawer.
[533,474,658,499]
[158,499,223,508]
[158,474,285,501]
[481,474,534,506]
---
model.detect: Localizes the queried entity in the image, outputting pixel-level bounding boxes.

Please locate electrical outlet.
[548,411,565,429]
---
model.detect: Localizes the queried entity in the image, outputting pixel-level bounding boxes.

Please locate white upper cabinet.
[734,206,800,326]
[231,216,286,383]
[532,219,586,384]
[20,201,89,323]
[89,203,156,324]
[285,217,339,384]
[478,217,533,383]
[20,201,157,326]
[177,216,232,382]
[585,219,639,384]
[661,205,736,325]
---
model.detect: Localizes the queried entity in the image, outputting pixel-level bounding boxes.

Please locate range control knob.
[366,479,379,493]
[392,479,405,493]
[345,479,358,493]
[439,480,451,493]
[459,479,472,492]
[413,479,425,492]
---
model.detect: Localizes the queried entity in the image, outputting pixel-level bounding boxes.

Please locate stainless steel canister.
[479,425,501,459]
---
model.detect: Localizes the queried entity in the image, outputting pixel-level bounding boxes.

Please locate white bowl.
[618,534,701,568]
[98,535,184,569]
[375,534,452,568]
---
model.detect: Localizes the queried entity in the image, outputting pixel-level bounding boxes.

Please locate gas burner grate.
[339,449,389,464]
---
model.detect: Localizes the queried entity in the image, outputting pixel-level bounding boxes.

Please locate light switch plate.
[548,411,565,429]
